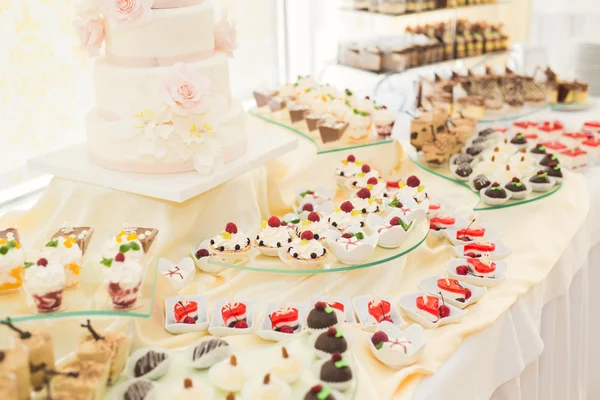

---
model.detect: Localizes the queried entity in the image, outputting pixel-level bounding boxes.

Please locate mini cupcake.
[373,105,396,137]
[480,182,510,206]
[281,231,327,268]
[306,301,338,333]
[529,170,555,192]
[271,347,304,384]
[209,355,247,392]
[529,144,547,161]
[209,223,252,255]
[539,153,560,167]
[25,257,66,313]
[318,353,353,391]
[297,212,330,242]
[471,174,491,191]
[255,217,291,257]
[545,162,563,184]
[327,201,364,232]
[314,327,348,358]
[334,155,362,182]
[504,178,529,200]
[509,133,528,150]
[350,188,381,214]
[327,227,378,265]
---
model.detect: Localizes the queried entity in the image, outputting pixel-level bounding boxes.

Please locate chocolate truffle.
[455,163,473,178]
[484,182,508,199]
[307,302,338,331]
[314,327,348,356]
[472,174,491,191]
[529,171,551,184]
[453,154,474,165]
[530,144,547,155]
[540,153,559,167]
[545,163,563,179]
[505,178,527,193]
[320,353,352,385]
[510,134,527,145]
[304,385,336,400]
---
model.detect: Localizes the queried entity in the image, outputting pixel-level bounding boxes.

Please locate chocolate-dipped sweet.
[453,154,474,165]
[314,327,348,356]
[124,380,154,400]
[505,178,527,193]
[465,145,484,156]
[304,385,337,400]
[530,170,551,184]
[478,128,496,137]
[134,351,168,378]
[472,174,491,191]
[454,163,473,178]
[530,144,547,155]
[540,153,559,167]
[484,182,508,199]
[306,302,338,331]
[320,353,352,386]
[190,338,230,369]
[545,162,563,180]
[510,133,527,145]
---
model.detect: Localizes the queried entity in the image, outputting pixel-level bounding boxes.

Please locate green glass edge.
[0,258,159,324]
[248,109,394,154]
[208,226,429,275]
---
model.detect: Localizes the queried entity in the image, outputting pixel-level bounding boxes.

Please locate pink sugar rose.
[74,1,105,56]
[100,0,153,30]
[164,63,212,116]
[214,14,238,57]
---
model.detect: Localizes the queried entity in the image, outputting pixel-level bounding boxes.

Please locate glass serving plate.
[479,103,550,123]
[406,148,562,211]
[0,258,158,323]
[208,219,428,274]
[249,107,395,154]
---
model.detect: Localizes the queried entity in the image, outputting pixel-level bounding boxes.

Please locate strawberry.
[115,252,125,262]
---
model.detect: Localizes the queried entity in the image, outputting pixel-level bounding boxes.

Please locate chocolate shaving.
[81,319,104,341]
[263,373,271,385]
[0,317,32,339]
[183,378,193,389]
[226,393,236,400]
[0,351,5,363]
[281,347,289,359]
[230,355,237,366]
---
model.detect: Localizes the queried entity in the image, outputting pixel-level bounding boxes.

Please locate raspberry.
[381,105,387,110]
[235,320,248,329]
[302,203,314,212]
[115,252,125,262]
[356,188,371,199]
[347,154,356,162]
[307,212,320,222]
[389,216,400,226]
[491,182,500,187]
[456,265,469,275]
[511,177,520,183]
[327,327,337,336]
[301,231,314,241]
[367,177,378,185]
[195,249,210,259]
[310,385,323,395]
[341,233,352,238]
[315,301,327,310]
[331,353,342,362]
[549,162,558,168]
[267,216,281,228]
[279,325,294,334]
[406,176,420,187]
[37,258,48,267]
[371,331,389,346]
[361,164,371,173]
[225,222,238,234]
[340,201,354,213]
[537,170,545,175]
[365,96,370,100]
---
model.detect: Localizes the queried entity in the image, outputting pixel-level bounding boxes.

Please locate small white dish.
[428,214,467,240]
[366,213,415,249]
[451,239,511,260]
[125,347,172,380]
[446,257,507,287]
[164,295,209,334]
[256,302,307,342]
[158,257,195,291]
[191,240,225,274]
[352,295,406,332]
[325,228,379,265]
[208,299,257,337]
[309,296,356,324]
[366,322,425,369]
[398,292,466,329]
[418,276,487,309]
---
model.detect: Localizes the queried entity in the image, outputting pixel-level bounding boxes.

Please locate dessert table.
[0,113,597,399]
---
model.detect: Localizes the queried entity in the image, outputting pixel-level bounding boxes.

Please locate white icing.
[328,210,363,231]
[373,108,396,124]
[257,226,289,248]
[25,259,66,296]
[211,232,250,251]
[286,239,326,260]
[296,219,329,240]
[244,380,289,400]
[335,162,361,178]
[350,197,380,213]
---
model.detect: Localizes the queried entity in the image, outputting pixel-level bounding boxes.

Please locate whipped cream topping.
[103,258,143,289]
[287,238,326,260]
[43,236,82,266]
[350,197,380,213]
[245,380,288,400]
[0,245,24,271]
[25,260,66,295]
[257,226,289,248]
[328,210,364,231]
[353,179,386,198]
[297,219,329,239]
[373,108,396,124]
[335,162,361,178]
[211,232,251,251]
[101,236,145,262]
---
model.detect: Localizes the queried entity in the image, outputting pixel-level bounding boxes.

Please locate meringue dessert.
[297,212,330,242]
[172,378,212,400]
[242,373,291,400]
[283,231,327,264]
[270,347,303,384]
[209,355,247,392]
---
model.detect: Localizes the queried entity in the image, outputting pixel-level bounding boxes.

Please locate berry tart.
[269,307,299,334]
[221,302,248,329]
[504,177,530,200]
[255,216,291,257]
[366,214,414,249]
[509,133,528,150]
[209,223,252,256]
[327,227,378,265]
[327,201,364,232]
[271,347,304,384]
[281,231,327,269]
[297,212,330,243]
[350,188,381,214]
[545,162,563,184]
[241,373,291,400]
[313,327,349,358]
[281,213,302,236]
[25,257,66,314]
[0,228,25,294]
[539,153,560,167]
[558,147,588,169]
[306,301,338,333]
[318,353,354,391]
[528,170,555,192]
[102,252,143,309]
[334,155,362,183]
[209,355,248,392]
[529,144,547,161]
[480,182,510,206]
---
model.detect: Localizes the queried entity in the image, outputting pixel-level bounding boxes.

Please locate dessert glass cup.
[0,265,24,294]
[107,273,142,309]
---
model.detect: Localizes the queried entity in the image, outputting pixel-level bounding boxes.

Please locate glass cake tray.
[406,149,562,211]
[0,258,158,323]
[206,219,428,274]
[249,107,395,154]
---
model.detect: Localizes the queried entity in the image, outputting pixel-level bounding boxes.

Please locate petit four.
[44,226,94,287]
[350,188,380,214]
[25,257,66,313]
[318,353,353,391]
[335,155,362,180]
[540,153,560,167]
[562,132,590,148]
[582,138,600,157]
[319,121,349,143]
[528,170,555,192]
[121,379,155,400]
[50,359,109,400]
[415,294,449,323]
[222,301,248,328]
[542,141,567,153]
[174,301,198,324]
[209,223,252,255]
[7,321,55,388]
[328,227,378,265]
[472,174,491,191]
[0,228,25,293]
[172,378,212,400]
[77,320,131,384]
[512,120,536,135]
[429,215,456,231]
[269,306,299,334]
[304,385,337,400]
[504,177,529,199]
[328,201,364,232]
[509,133,528,149]
[545,162,563,184]
[288,104,310,123]
[209,355,247,392]
[582,121,600,135]
[268,96,286,111]
[297,212,330,242]
[559,148,588,169]
[255,216,291,256]
[271,347,303,384]
[456,257,497,278]
[158,257,195,291]
[102,252,143,309]
[126,348,170,380]
[306,301,338,332]
[437,278,472,303]
[242,373,291,400]
[463,241,496,257]
[283,231,327,266]
[367,298,393,324]
[537,120,563,140]
[314,327,348,358]
[481,182,509,206]
[0,344,31,400]
[190,338,231,369]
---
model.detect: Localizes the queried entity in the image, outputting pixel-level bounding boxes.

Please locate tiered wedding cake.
[75,0,246,174]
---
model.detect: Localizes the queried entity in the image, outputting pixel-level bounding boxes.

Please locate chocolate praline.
[505,179,527,193]
[466,145,484,156]
[530,144,547,155]
[314,328,348,355]
[529,173,551,184]
[540,153,559,167]
[484,184,508,199]
[453,153,474,165]
[510,134,527,145]
[307,303,338,330]
[472,174,491,191]
[304,385,336,400]
[320,356,352,384]
[545,165,563,179]
[455,163,473,178]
